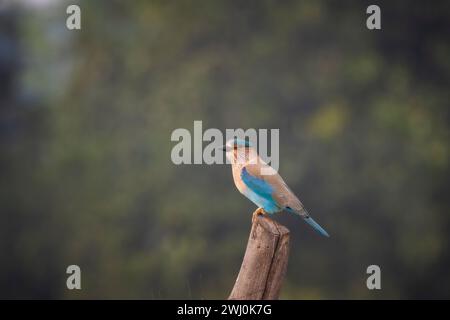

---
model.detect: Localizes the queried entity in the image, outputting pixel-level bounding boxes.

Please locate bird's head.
[220,138,258,165]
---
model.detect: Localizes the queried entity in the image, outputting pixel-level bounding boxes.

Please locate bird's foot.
[252,208,267,225]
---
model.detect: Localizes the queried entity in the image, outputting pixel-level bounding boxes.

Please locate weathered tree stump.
[229,211,290,300]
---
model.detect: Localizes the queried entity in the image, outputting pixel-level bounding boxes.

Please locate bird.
[220,138,329,237]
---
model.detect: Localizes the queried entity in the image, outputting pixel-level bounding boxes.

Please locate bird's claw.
[252,208,266,225]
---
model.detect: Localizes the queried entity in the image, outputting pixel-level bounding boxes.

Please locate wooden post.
[228,211,290,300]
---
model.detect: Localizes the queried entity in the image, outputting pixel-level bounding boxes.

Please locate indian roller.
[220,138,329,237]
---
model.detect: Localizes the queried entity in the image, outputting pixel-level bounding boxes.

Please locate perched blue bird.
[221,138,329,237]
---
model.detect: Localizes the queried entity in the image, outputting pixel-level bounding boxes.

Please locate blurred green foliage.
[0,0,449,299]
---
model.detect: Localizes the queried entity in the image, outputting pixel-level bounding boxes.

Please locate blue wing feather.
[240,167,280,213]
[241,167,273,198]
[241,168,330,237]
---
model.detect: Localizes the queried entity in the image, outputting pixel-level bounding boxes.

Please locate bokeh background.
[0,0,449,299]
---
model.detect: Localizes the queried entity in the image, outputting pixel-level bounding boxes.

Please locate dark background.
[0,0,449,299]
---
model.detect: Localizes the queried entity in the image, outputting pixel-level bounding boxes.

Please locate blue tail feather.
[303,216,330,237]
[285,207,329,237]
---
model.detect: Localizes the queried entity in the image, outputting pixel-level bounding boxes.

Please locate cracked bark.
[228,211,290,300]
